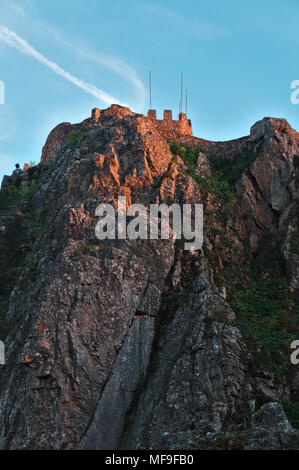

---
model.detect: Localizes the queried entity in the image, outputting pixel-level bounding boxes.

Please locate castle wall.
[91,107,193,139]
[147,109,193,139]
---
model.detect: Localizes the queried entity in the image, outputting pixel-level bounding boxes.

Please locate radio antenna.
[149,70,152,109]
[180,72,183,114]
[185,89,188,115]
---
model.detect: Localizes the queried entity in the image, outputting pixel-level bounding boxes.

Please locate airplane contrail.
[0,25,124,106]
[74,49,146,111]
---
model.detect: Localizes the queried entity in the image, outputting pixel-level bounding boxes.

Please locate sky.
[0,0,299,180]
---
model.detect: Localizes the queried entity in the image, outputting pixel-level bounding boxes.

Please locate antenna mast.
[180,72,183,114]
[149,70,152,109]
[185,89,188,115]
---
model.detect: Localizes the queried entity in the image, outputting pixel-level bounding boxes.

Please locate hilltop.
[0,104,298,450]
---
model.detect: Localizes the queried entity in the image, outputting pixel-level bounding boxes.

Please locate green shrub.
[169,140,204,173]
[229,276,298,380]
[205,175,234,205]
[0,186,22,209]
[208,149,256,186]
[168,140,234,206]
[68,130,82,149]
[0,171,50,337]
[0,176,45,210]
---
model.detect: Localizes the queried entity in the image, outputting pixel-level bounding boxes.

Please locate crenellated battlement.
[91,106,193,138]
[147,109,193,138]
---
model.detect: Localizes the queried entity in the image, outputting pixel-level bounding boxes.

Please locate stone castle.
[146,109,193,137]
[91,106,193,139]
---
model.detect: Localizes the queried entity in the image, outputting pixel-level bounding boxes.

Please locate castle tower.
[146,109,192,137]
[163,110,172,120]
[147,109,157,119]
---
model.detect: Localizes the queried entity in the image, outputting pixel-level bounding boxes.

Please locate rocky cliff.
[0,105,298,450]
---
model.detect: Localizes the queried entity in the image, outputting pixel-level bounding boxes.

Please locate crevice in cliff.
[77,311,139,446]
[118,247,202,447]
[247,169,280,230]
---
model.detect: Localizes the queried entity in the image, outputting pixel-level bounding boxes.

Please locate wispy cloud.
[69,49,146,111]
[0,2,146,110]
[0,25,125,106]
[142,4,230,41]
[40,28,147,111]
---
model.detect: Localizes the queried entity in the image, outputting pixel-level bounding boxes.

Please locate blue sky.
[0,0,299,180]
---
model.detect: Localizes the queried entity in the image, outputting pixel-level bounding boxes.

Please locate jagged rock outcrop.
[41,122,73,162]
[0,105,298,450]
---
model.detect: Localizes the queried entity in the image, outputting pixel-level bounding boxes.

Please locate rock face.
[0,105,298,450]
[41,122,73,162]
